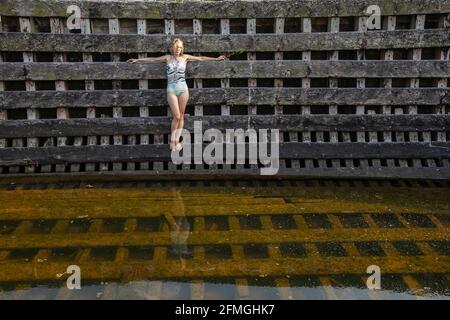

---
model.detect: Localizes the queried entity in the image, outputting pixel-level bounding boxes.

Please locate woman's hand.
[127,58,139,64]
[217,54,228,61]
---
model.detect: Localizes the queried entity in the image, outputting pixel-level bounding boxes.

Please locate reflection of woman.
[164,186,190,260]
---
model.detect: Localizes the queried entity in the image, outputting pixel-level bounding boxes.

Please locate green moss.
[381,1,397,15]
[144,6,162,19]
[0,0,15,16]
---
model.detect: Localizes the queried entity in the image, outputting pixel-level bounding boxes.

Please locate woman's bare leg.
[175,91,189,144]
[167,93,181,150]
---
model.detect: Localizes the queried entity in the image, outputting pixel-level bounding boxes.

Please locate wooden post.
[355,17,370,169]
[110,18,123,172]
[193,19,210,171]
[19,18,38,174]
[301,18,314,169]
[436,15,448,148]
[82,18,97,173]
[0,18,5,174]
[220,18,232,171]
[51,18,69,173]
[193,19,204,117]
[137,19,150,172]
[157,19,175,172]
[406,15,426,168]
[273,17,286,171]
[247,18,257,116]
[382,16,396,169]
[322,17,340,169]
[437,49,449,168]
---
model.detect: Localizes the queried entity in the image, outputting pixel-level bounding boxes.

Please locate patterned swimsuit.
[166,56,188,96]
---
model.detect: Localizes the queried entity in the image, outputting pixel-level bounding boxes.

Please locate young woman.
[128,38,227,151]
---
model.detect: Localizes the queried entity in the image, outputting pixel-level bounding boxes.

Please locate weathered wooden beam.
[0,228,448,249]
[2,60,449,82]
[0,142,449,166]
[1,182,450,222]
[0,88,447,108]
[1,0,448,19]
[0,255,448,282]
[1,115,449,138]
[2,166,449,181]
[0,30,448,52]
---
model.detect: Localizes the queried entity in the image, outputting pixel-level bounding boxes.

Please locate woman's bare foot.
[169,140,176,151]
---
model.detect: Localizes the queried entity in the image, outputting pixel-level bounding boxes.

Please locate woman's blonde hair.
[169,38,184,55]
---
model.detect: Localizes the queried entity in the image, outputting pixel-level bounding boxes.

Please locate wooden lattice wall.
[0,0,449,180]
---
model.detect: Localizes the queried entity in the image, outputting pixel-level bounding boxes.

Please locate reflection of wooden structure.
[0,0,449,179]
[0,180,449,299]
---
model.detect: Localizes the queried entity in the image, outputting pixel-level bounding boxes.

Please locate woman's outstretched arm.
[127,55,168,63]
[184,54,227,62]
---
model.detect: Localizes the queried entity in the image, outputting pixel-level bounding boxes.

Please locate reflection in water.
[0,179,449,300]
[166,186,191,265]
[120,186,190,299]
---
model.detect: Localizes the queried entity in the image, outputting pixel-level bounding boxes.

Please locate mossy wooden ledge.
[1,30,449,52]
[1,0,449,19]
[1,61,449,81]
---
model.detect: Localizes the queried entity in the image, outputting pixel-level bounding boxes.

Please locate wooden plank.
[1,142,450,166]
[4,114,448,138]
[1,227,446,250]
[2,88,447,108]
[1,30,449,52]
[4,60,448,81]
[1,183,450,218]
[1,166,450,181]
[2,0,448,19]
[1,255,447,282]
